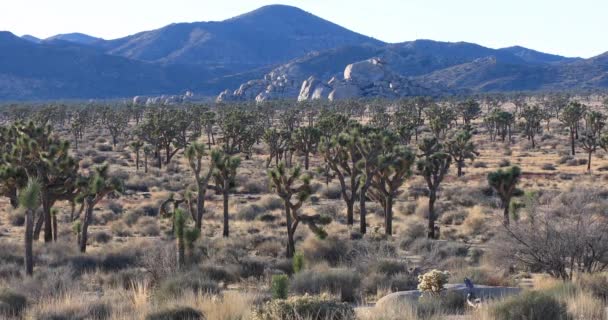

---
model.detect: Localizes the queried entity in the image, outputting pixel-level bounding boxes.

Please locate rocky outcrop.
[298,58,441,101]
[133,91,194,106]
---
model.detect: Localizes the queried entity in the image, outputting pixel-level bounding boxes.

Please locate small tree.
[75,164,122,253]
[580,130,598,172]
[130,140,143,171]
[519,105,543,149]
[417,138,451,239]
[559,102,587,155]
[292,126,321,170]
[185,142,216,230]
[457,99,481,125]
[19,179,41,276]
[143,144,153,173]
[174,209,186,268]
[211,150,240,237]
[445,130,478,177]
[488,166,521,226]
[268,163,330,258]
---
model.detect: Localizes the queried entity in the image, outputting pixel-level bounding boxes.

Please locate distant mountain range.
[0,4,606,101]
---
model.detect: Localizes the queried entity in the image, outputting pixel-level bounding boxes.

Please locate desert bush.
[320,183,342,200]
[237,204,265,221]
[293,252,305,273]
[301,236,350,267]
[145,306,204,320]
[498,159,510,167]
[290,268,361,302]
[418,269,450,295]
[258,195,283,211]
[156,270,219,301]
[200,264,239,284]
[577,273,608,301]
[541,163,556,170]
[416,291,466,318]
[0,288,26,317]
[271,274,289,300]
[238,256,268,279]
[440,210,467,225]
[107,201,123,214]
[99,252,137,271]
[92,231,112,244]
[252,294,355,320]
[473,161,487,168]
[491,291,568,320]
[110,221,132,237]
[136,217,161,236]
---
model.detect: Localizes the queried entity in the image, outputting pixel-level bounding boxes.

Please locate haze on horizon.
[0,0,604,58]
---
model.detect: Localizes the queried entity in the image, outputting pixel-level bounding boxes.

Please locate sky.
[0,0,605,58]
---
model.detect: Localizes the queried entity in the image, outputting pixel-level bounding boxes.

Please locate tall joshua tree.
[519,105,543,149]
[269,163,330,258]
[487,166,521,226]
[319,130,361,227]
[20,179,41,276]
[559,102,587,155]
[445,130,478,177]
[185,142,216,230]
[292,126,321,170]
[211,150,240,237]
[368,133,416,236]
[417,137,451,239]
[130,140,144,171]
[143,144,153,173]
[75,164,122,253]
[580,130,598,172]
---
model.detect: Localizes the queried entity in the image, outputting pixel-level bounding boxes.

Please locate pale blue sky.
[1,0,604,58]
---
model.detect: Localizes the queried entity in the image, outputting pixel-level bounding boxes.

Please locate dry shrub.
[462,206,486,235]
[301,236,350,267]
[136,217,161,236]
[290,268,361,302]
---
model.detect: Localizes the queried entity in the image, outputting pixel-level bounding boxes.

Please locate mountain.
[0,31,212,100]
[97,5,383,73]
[0,5,605,101]
[498,46,580,64]
[45,33,104,45]
[21,35,41,43]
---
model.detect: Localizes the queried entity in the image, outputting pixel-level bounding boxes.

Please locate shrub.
[9,210,25,226]
[0,289,26,317]
[498,159,511,167]
[92,231,112,244]
[136,217,160,236]
[156,270,219,300]
[238,256,268,279]
[541,163,556,171]
[491,291,568,320]
[96,144,113,152]
[290,269,361,302]
[271,275,289,300]
[417,270,450,295]
[111,221,132,237]
[199,264,239,284]
[473,161,487,168]
[145,307,204,320]
[577,273,608,301]
[301,236,349,267]
[293,252,305,273]
[416,291,466,318]
[258,195,283,211]
[99,253,137,271]
[237,204,265,221]
[320,183,342,200]
[252,294,355,320]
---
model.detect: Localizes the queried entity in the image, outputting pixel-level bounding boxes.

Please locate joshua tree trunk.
[503,198,510,226]
[304,150,310,170]
[42,192,53,243]
[570,130,576,155]
[457,160,464,177]
[222,183,229,237]
[25,208,34,276]
[52,213,58,242]
[385,196,393,236]
[135,151,140,171]
[144,154,148,173]
[195,186,205,231]
[285,205,295,258]
[588,151,592,172]
[427,190,437,239]
[80,200,93,253]
[176,232,185,269]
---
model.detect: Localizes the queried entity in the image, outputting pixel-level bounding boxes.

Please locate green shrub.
[0,289,26,316]
[416,291,466,318]
[292,252,305,273]
[145,306,204,320]
[491,291,568,320]
[290,269,361,302]
[252,294,355,320]
[271,275,289,300]
[156,270,219,301]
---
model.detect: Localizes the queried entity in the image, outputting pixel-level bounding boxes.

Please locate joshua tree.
[369,136,416,236]
[130,140,144,171]
[211,150,241,237]
[75,164,122,253]
[457,99,482,125]
[487,166,521,226]
[425,103,456,139]
[559,102,587,155]
[20,179,41,276]
[292,126,321,170]
[519,105,543,149]
[268,163,330,258]
[174,209,186,268]
[319,130,361,227]
[185,142,216,230]
[417,137,452,239]
[580,130,598,172]
[104,109,130,147]
[585,111,606,137]
[143,144,153,173]
[445,130,478,177]
[201,111,216,147]
[263,129,290,168]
